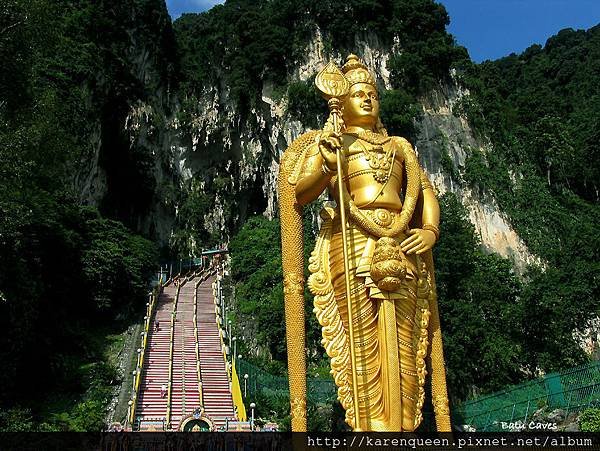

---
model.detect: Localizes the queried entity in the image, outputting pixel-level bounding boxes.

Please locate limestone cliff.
[73,0,180,245]
[74,1,538,272]
[174,28,538,271]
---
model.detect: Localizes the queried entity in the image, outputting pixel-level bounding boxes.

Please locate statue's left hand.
[400,229,436,255]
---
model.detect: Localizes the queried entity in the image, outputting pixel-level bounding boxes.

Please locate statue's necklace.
[357,137,395,184]
[356,129,390,145]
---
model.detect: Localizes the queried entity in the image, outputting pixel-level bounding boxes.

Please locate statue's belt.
[332,206,409,238]
[331,207,419,300]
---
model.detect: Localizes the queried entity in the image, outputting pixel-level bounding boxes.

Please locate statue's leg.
[394,280,419,431]
[329,227,385,430]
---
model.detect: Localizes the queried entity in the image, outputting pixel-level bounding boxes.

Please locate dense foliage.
[580,408,600,432]
[174,0,468,136]
[0,0,162,430]
[229,213,324,373]
[434,194,524,401]
[459,25,600,372]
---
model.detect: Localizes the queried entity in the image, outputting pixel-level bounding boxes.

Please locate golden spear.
[315,62,362,431]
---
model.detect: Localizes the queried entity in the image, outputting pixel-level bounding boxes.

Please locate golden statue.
[278,54,451,432]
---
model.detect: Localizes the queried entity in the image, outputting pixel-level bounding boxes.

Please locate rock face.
[573,317,600,358]
[174,29,537,269]
[73,0,181,245]
[75,1,536,269]
[415,79,540,271]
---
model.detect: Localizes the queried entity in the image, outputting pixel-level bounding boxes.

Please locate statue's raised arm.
[278,54,451,432]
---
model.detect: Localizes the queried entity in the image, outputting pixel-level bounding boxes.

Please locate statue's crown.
[342,54,376,87]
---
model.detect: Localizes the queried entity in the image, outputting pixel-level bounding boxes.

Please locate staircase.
[134,273,235,431]
[170,282,202,428]
[135,285,176,430]
[197,275,235,429]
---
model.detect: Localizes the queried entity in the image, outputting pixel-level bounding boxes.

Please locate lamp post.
[250,402,256,431]
[228,320,232,340]
[127,400,133,428]
[220,287,225,316]
[232,337,237,367]
[244,374,248,398]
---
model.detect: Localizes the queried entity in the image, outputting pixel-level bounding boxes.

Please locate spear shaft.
[329,98,362,431]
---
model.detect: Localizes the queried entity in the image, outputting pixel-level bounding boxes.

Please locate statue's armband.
[283,130,321,186]
[297,142,323,181]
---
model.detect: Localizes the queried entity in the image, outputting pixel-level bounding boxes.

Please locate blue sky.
[165,0,600,62]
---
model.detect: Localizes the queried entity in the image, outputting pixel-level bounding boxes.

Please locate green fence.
[238,359,600,431]
[457,361,600,431]
[238,359,336,404]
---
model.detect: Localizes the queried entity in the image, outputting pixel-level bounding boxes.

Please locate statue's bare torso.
[338,135,404,210]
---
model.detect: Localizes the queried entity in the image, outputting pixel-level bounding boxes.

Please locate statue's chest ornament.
[354,131,396,185]
[362,145,393,184]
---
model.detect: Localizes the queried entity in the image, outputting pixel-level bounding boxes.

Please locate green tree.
[435,194,524,400]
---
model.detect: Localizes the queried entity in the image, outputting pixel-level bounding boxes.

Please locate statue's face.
[342,82,379,128]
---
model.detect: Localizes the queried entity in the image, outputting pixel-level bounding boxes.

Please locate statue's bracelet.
[321,162,335,176]
[422,223,440,240]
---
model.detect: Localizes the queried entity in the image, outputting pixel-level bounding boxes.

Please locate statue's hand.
[319,131,343,172]
[401,228,437,255]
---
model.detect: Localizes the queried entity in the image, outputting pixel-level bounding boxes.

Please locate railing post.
[129,395,136,426]
[250,402,256,431]
[523,399,531,424]
[565,392,573,416]
[126,400,133,429]
[587,384,598,409]
[483,411,491,431]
